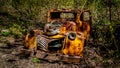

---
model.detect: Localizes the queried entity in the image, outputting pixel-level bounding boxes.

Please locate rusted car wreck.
[25,9,92,63]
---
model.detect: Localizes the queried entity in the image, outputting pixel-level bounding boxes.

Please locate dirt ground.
[0,37,119,68]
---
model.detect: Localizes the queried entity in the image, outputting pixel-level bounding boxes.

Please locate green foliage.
[9,23,28,38]
[33,57,40,63]
[9,24,23,38]
[1,30,11,36]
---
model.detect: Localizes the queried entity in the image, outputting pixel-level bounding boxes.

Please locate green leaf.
[1,30,11,36]
[33,57,40,63]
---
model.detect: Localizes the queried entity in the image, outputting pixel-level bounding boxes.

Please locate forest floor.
[0,37,119,68]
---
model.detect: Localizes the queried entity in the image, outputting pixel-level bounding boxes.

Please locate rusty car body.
[25,9,92,63]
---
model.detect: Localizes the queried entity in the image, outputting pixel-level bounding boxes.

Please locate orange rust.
[25,29,43,51]
[62,32,85,57]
